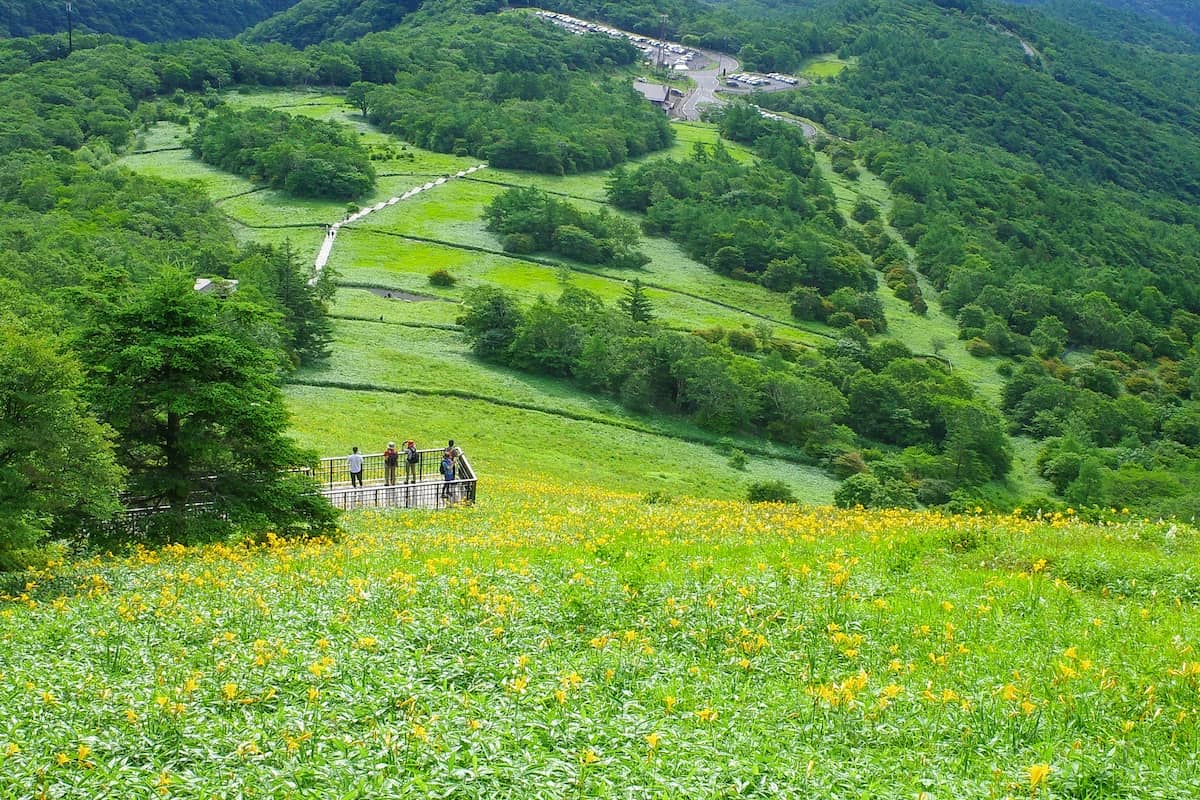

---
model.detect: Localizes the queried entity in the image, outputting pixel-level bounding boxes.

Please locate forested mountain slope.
[0,0,301,41]
[240,0,426,47]
[1011,0,1200,39]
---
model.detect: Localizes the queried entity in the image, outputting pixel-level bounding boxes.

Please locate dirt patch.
[362,287,440,302]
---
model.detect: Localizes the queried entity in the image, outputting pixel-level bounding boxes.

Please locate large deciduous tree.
[77,271,336,543]
[0,317,122,568]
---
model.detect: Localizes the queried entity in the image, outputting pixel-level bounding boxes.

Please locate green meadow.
[2,489,1196,797]
[116,87,1014,501]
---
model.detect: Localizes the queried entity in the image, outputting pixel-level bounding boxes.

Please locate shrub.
[917,479,955,506]
[503,233,536,254]
[834,472,881,508]
[726,329,758,353]
[747,480,797,503]
[429,269,456,287]
[828,311,855,329]
[965,337,995,357]
[728,449,749,470]
[851,196,878,223]
[832,450,869,478]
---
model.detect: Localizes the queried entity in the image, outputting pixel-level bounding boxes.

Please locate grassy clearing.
[131,121,190,152]
[799,54,852,78]
[327,230,826,345]
[326,173,831,345]
[2,490,1196,797]
[283,385,835,499]
[119,147,253,200]
[300,318,818,467]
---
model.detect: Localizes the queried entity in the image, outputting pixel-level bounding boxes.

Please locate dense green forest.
[684,0,1200,516]
[485,186,650,268]
[351,13,674,173]
[608,108,875,304]
[1012,0,1200,38]
[0,154,338,560]
[240,0,425,47]
[460,281,1009,508]
[1,0,301,41]
[191,106,376,199]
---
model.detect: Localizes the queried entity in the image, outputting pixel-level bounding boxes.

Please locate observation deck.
[303,449,478,511]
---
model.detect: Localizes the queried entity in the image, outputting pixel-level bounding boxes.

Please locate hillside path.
[310,163,487,284]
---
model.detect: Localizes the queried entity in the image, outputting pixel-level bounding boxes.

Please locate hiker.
[347,446,363,488]
[440,452,455,499]
[445,439,463,459]
[404,440,419,484]
[383,441,399,486]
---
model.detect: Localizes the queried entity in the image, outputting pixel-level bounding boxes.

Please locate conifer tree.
[618,278,654,323]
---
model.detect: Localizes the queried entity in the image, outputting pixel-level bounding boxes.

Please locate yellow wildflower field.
[1,481,1197,797]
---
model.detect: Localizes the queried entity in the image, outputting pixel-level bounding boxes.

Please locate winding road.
[677,50,741,121]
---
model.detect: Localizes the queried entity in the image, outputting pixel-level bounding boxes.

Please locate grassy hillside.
[1,490,1196,796]
[118,92,850,501]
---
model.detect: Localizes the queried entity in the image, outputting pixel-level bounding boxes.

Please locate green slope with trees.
[1011,0,1200,39]
[4,0,1200,568]
[1,0,301,41]
[240,0,424,47]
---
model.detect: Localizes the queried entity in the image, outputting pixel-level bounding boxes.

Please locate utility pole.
[657,13,668,73]
[66,2,73,54]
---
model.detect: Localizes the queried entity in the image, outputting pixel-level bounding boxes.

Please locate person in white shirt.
[347,446,364,487]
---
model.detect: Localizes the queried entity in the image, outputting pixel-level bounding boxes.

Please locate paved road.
[677,50,741,121]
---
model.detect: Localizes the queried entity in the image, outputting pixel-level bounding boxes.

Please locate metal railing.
[302,449,478,507]
[91,450,477,538]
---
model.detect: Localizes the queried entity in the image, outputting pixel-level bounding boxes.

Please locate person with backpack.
[440,452,455,499]
[404,440,420,484]
[383,442,399,486]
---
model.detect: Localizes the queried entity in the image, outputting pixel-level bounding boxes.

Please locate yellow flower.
[579,749,600,765]
[4,743,18,757]
[124,709,139,724]
[645,732,661,749]
[663,695,677,714]
[695,707,718,723]
[1028,763,1051,789]
[221,683,238,701]
[467,719,482,730]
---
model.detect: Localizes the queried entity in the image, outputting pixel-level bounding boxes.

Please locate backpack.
[384,449,398,467]
[407,447,419,464]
